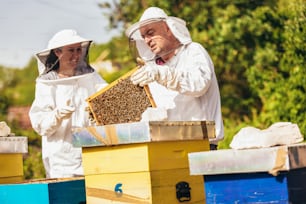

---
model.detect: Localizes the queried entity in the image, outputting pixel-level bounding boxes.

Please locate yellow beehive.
[82,140,209,204]
[0,154,24,184]
[0,136,27,184]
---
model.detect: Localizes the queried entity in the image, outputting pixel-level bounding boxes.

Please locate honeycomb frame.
[86,68,156,125]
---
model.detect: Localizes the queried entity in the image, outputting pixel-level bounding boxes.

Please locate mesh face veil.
[36,29,92,75]
[125,7,192,63]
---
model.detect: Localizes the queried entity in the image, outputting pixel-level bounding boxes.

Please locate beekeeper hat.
[35,29,92,75]
[125,7,191,45]
[125,7,191,61]
[36,29,91,60]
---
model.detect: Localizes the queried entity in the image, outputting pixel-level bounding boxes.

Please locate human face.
[55,43,82,70]
[140,21,176,57]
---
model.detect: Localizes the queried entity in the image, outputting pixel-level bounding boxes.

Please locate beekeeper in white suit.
[29,29,107,178]
[126,7,224,150]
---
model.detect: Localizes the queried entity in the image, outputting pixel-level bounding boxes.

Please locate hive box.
[0,177,86,204]
[188,143,306,203]
[0,136,27,184]
[77,121,213,203]
[83,140,209,204]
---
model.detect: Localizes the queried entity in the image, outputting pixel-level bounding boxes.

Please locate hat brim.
[36,40,91,58]
[125,18,166,39]
[125,16,186,40]
[35,40,92,70]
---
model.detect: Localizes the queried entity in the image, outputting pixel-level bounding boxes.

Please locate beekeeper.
[29,29,107,178]
[126,7,224,150]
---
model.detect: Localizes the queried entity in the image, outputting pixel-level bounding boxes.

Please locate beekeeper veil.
[36,29,92,75]
[125,7,192,62]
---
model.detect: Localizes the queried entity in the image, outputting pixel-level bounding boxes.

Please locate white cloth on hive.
[0,121,11,137]
[230,122,303,149]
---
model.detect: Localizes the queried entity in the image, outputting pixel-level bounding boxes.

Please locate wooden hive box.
[0,136,28,184]
[0,177,86,204]
[86,68,156,125]
[82,140,209,204]
[188,142,306,203]
[79,121,213,204]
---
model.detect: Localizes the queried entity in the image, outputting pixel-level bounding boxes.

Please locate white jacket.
[148,42,224,144]
[29,72,107,178]
[126,8,224,144]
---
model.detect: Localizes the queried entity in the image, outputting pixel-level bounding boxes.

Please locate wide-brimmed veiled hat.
[36,29,91,62]
[125,7,191,61]
[35,29,92,75]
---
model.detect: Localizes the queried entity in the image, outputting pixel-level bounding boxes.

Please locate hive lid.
[0,136,28,153]
[188,142,306,176]
[72,121,215,147]
[86,68,156,125]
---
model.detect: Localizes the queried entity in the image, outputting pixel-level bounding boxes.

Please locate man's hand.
[130,64,159,87]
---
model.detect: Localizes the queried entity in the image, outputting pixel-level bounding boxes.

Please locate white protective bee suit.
[29,29,107,178]
[126,7,224,145]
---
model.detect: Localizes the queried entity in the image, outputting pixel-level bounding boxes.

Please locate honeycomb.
[87,68,156,125]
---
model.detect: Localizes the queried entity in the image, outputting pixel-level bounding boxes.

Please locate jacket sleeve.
[29,82,61,137]
[155,43,214,97]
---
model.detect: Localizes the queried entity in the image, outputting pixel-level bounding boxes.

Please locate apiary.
[0,136,28,184]
[188,143,306,203]
[0,177,86,204]
[86,68,156,125]
[77,121,213,203]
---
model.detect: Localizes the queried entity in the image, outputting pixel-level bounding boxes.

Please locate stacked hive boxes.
[74,121,215,203]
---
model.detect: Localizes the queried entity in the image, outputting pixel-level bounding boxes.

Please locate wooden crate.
[188,143,306,203]
[86,68,156,125]
[82,140,209,204]
[0,136,28,184]
[0,177,86,204]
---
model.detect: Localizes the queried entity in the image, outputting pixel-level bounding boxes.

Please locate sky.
[0,0,120,68]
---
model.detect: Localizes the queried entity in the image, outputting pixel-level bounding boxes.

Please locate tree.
[247,0,306,134]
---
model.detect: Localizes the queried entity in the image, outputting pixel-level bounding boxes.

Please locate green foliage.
[0,58,38,106]
[246,0,306,135]
[23,146,45,179]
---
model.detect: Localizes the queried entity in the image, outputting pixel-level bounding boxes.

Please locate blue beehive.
[0,177,86,204]
[188,143,306,203]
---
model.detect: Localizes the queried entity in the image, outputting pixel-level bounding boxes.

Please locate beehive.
[188,143,306,203]
[0,136,28,184]
[0,177,86,204]
[87,68,156,125]
[76,121,213,203]
[82,140,208,204]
